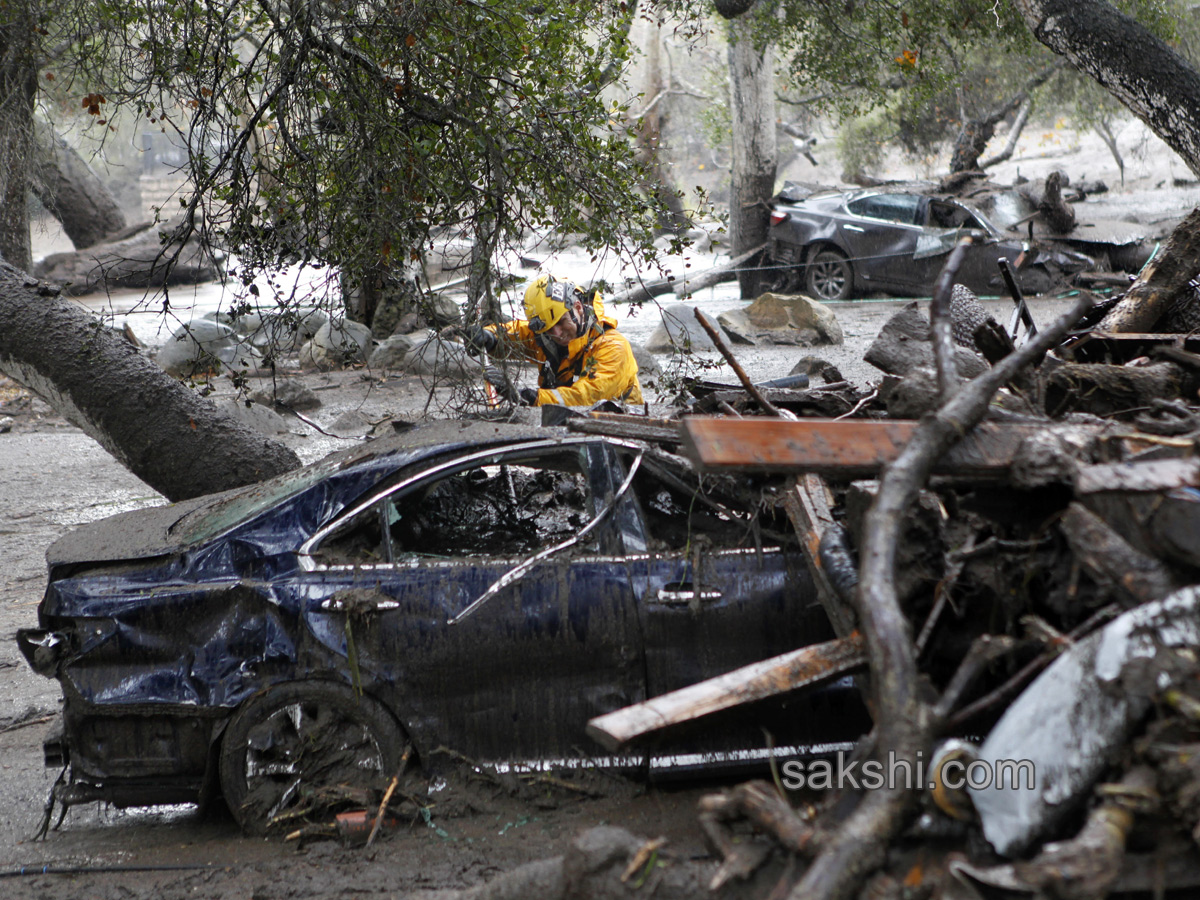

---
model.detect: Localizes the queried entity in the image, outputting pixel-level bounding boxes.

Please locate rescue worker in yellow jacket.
[458,274,643,407]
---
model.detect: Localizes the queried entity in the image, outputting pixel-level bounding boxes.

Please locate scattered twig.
[366,744,412,847]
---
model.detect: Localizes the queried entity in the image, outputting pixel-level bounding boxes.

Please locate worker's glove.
[484,368,538,406]
[484,367,519,404]
[455,325,498,356]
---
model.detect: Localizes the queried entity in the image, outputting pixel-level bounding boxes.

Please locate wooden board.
[680,417,1046,477]
[586,633,866,751]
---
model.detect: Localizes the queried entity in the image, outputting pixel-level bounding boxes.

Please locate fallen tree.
[0,261,300,500]
[30,119,127,250]
[33,217,221,295]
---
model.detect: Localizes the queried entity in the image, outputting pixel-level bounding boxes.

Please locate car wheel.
[219,681,406,835]
[805,248,853,301]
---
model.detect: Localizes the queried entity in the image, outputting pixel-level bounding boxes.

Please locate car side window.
[846,194,921,225]
[309,447,597,567]
[621,452,794,554]
[386,461,594,560]
[313,506,386,566]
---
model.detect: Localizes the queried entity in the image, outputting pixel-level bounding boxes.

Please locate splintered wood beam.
[784,475,858,638]
[680,417,1044,477]
[585,633,866,751]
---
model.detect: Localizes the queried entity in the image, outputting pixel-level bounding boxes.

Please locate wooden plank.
[565,414,681,444]
[585,633,866,751]
[783,475,858,638]
[680,417,1046,477]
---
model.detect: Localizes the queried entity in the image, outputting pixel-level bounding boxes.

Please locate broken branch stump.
[1098,206,1200,334]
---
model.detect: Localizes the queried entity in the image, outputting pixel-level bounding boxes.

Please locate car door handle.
[656,584,723,605]
[842,224,865,233]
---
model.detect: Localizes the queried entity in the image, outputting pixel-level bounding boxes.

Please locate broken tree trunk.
[30,119,127,250]
[789,293,1094,900]
[1060,503,1180,605]
[1098,207,1200,333]
[33,216,221,295]
[0,261,300,501]
[608,242,767,306]
[1044,361,1183,418]
[1017,170,1077,233]
[863,301,989,379]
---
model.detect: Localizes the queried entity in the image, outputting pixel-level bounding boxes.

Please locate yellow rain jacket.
[496,290,643,406]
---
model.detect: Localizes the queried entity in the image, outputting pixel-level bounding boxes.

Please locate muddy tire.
[805,248,853,302]
[219,681,406,835]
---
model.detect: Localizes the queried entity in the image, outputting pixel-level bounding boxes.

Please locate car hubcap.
[812,259,846,300]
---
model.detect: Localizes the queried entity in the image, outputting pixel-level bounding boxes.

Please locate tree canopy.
[29,0,693,321]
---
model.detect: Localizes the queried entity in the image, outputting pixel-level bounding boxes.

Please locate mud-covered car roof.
[46,420,571,567]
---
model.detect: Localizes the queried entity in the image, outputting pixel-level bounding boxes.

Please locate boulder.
[370,333,424,371]
[215,397,293,435]
[249,378,321,411]
[298,318,374,370]
[426,294,463,329]
[392,335,482,379]
[644,303,717,353]
[249,308,328,352]
[716,292,844,347]
[156,320,263,378]
[630,343,662,391]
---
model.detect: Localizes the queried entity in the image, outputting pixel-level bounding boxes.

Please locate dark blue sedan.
[18,421,866,833]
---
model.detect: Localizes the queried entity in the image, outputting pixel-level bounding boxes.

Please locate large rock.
[249,378,321,411]
[156,320,263,378]
[644,303,717,353]
[243,308,328,352]
[630,343,661,393]
[391,335,482,379]
[716,292,844,347]
[216,397,293,435]
[298,318,374,370]
[369,333,424,371]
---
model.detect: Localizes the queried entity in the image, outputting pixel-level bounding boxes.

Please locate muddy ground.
[0,122,1196,899]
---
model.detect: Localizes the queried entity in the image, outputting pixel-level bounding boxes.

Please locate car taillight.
[769,210,788,227]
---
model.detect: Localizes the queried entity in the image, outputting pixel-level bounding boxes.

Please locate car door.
[842,193,929,291]
[284,440,645,767]
[607,448,869,771]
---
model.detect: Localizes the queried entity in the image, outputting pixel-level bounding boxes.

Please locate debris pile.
[573,208,1200,899]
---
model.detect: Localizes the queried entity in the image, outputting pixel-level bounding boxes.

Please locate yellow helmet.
[523,274,574,334]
